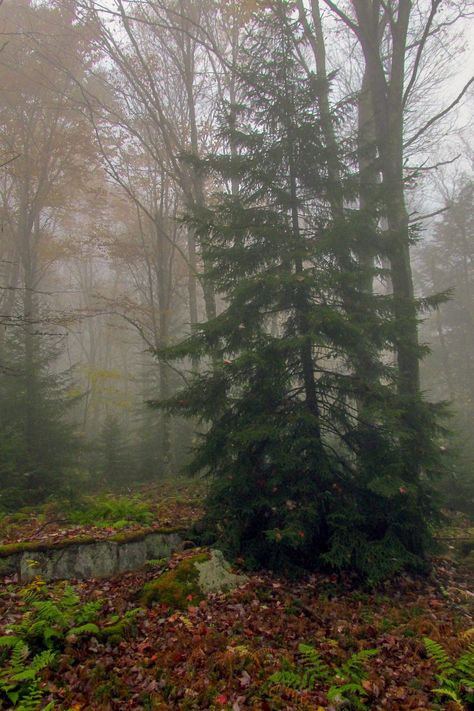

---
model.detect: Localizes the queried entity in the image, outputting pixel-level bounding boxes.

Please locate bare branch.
[0,153,21,169]
[402,0,441,108]
[322,0,360,36]
[408,206,450,223]
[404,75,474,148]
[406,154,462,173]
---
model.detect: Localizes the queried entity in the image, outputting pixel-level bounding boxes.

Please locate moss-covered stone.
[0,527,186,560]
[194,549,248,594]
[141,552,210,609]
[0,536,98,558]
[110,526,184,544]
[0,530,184,581]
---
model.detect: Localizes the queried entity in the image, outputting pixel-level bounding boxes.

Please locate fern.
[15,684,43,711]
[74,599,103,624]
[269,645,330,691]
[268,669,305,690]
[0,635,23,649]
[328,683,369,711]
[16,682,54,711]
[269,642,377,709]
[67,623,100,637]
[0,638,56,709]
[298,643,331,684]
[425,636,474,709]
[1,580,142,708]
[424,637,456,678]
[335,649,378,683]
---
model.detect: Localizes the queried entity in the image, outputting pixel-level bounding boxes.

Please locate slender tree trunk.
[357,72,378,292]
[351,0,420,399]
[155,201,172,477]
[0,254,19,356]
[22,214,38,470]
[181,6,216,322]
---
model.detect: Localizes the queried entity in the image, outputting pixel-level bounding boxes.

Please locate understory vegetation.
[0,485,471,709]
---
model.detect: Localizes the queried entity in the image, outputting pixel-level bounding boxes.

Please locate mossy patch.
[0,536,99,558]
[0,527,185,559]
[99,609,142,643]
[110,526,184,544]
[141,552,210,609]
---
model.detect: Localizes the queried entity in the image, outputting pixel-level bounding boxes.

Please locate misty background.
[0,0,473,512]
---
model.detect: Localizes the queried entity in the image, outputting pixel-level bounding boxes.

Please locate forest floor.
[0,483,473,711]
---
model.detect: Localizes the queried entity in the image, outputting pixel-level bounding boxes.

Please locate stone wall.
[0,531,183,582]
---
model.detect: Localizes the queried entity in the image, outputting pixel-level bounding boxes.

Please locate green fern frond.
[268,669,305,689]
[425,636,474,709]
[10,641,30,670]
[432,687,463,705]
[424,637,456,677]
[30,651,56,672]
[0,636,22,648]
[297,643,330,682]
[75,600,103,624]
[10,669,38,683]
[336,649,377,683]
[456,653,474,683]
[67,623,100,637]
[16,683,48,711]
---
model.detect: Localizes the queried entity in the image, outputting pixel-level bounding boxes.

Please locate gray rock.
[13,531,183,582]
[195,549,248,594]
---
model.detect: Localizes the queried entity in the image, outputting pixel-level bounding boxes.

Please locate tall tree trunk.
[181,2,216,322]
[351,0,420,399]
[155,199,172,477]
[22,214,38,473]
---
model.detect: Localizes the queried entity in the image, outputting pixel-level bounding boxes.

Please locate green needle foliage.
[154,2,444,582]
[0,324,79,510]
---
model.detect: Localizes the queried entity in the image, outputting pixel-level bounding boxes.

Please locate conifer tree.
[156,2,443,582]
[97,415,132,488]
[0,322,79,508]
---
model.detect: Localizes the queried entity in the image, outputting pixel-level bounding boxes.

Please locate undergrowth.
[0,577,142,708]
[269,642,377,710]
[424,634,474,709]
[66,494,153,528]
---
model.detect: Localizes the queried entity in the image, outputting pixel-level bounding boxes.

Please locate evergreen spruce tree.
[156,2,443,582]
[0,319,79,509]
[97,415,132,489]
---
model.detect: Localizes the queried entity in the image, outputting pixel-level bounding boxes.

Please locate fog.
[0,0,473,517]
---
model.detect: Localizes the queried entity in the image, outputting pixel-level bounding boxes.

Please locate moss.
[141,552,210,609]
[0,536,103,558]
[110,526,185,544]
[0,527,186,559]
[100,620,133,643]
[0,542,37,557]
